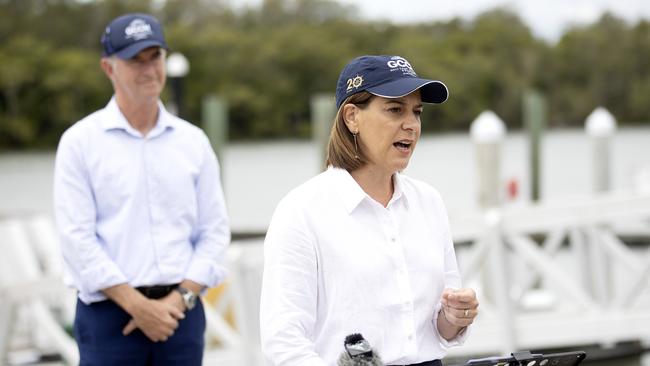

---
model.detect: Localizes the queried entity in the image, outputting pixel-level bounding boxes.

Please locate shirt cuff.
[432,302,471,348]
[80,262,128,294]
[184,257,228,288]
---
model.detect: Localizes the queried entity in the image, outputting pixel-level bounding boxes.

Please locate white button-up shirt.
[54,98,230,304]
[260,167,467,366]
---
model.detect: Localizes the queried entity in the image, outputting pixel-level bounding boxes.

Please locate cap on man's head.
[335,55,449,109]
[101,13,168,59]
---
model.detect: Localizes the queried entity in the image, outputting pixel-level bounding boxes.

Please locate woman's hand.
[437,288,478,340]
[441,287,479,327]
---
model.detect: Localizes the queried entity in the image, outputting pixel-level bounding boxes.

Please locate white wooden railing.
[448,192,650,357]
[0,217,78,365]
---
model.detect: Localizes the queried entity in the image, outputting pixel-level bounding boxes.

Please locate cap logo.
[387,56,417,77]
[346,75,364,92]
[124,19,153,41]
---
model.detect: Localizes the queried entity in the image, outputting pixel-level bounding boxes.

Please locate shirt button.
[408,335,413,341]
[390,237,396,242]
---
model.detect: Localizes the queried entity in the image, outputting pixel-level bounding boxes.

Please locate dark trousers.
[74,298,205,366]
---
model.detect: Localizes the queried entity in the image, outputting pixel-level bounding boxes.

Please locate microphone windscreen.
[337,333,384,366]
[337,351,384,366]
[345,333,365,345]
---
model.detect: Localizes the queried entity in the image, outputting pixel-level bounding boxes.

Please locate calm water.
[1,127,650,233]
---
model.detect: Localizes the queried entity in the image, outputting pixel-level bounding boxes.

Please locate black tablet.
[464,351,586,366]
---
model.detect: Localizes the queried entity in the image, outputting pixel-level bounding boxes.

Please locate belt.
[136,284,179,299]
[390,360,442,366]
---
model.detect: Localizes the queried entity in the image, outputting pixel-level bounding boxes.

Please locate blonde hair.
[325,91,374,171]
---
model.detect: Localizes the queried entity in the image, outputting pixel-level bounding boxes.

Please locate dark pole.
[169,76,184,118]
[166,52,189,118]
[524,90,546,202]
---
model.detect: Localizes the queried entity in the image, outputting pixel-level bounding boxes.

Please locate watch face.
[177,287,197,310]
[185,293,197,309]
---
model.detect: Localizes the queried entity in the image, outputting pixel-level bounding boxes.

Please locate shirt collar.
[329,167,366,214]
[101,97,175,137]
[389,172,410,209]
[330,167,409,214]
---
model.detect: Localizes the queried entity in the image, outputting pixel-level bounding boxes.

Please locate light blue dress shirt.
[54,97,230,304]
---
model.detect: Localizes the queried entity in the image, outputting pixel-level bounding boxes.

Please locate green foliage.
[547,13,637,126]
[0,0,648,149]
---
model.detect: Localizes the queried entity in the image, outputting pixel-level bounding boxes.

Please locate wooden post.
[470,110,506,313]
[585,107,616,193]
[470,110,506,208]
[485,209,516,353]
[524,91,546,202]
[202,94,229,171]
[310,94,336,168]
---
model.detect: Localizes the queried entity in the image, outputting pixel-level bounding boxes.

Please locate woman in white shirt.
[260,55,479,366]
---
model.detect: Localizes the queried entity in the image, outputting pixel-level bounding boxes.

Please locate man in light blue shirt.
[53,13,230,365]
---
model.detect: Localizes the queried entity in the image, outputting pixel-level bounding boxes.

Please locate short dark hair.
[325,91,374,171]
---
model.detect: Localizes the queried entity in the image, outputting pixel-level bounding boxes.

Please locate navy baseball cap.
[335,55,448,108]
[101,13,168,59]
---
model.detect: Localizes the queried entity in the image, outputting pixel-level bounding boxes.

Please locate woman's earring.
[353,131,359,159]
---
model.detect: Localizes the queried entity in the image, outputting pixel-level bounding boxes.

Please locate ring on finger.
[464,309,469,317]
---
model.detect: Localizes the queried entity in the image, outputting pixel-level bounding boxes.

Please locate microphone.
[337,333,384,366]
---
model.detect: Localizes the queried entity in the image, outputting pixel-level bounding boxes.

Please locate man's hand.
[160,288,186,312]
[122,296,185,341]
[104,282,203,342]
[102,284,185,342]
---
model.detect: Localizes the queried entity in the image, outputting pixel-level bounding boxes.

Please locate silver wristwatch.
[175,286,198,310]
